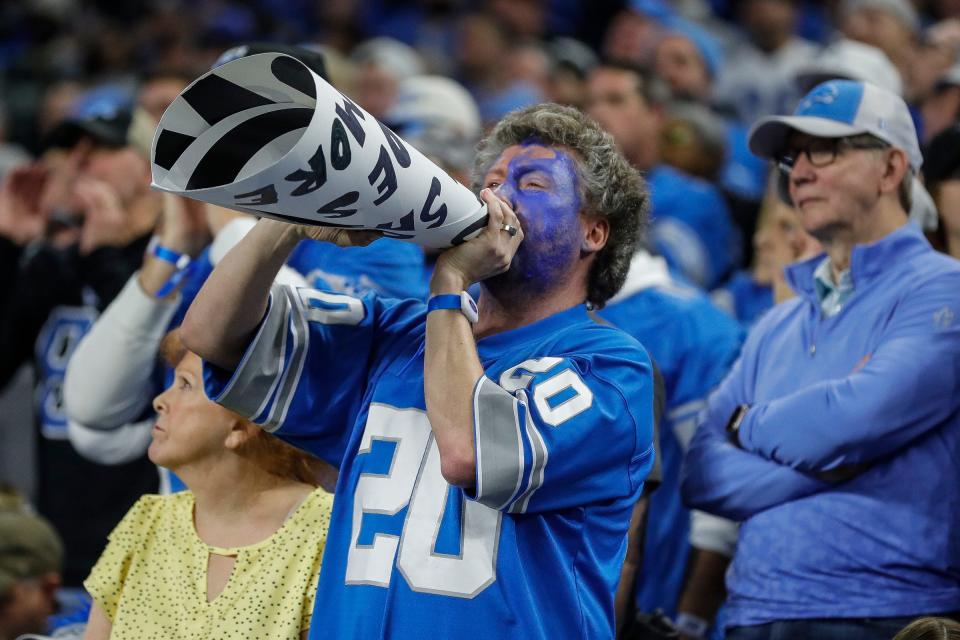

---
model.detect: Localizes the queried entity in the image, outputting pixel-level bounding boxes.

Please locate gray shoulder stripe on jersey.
[472,377,526,511]
[263,286,311,432]
[218,285,291,420]
[510,391,548,515]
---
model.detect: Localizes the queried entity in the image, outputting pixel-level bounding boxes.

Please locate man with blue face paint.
[180,104,656,639]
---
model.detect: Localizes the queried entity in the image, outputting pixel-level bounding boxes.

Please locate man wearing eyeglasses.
[682,79,960,640]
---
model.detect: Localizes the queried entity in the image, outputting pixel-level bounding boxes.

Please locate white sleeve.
[688,509,739,557]
[210,216,307,288]
[63,274,180,428]
[67,417,156,465]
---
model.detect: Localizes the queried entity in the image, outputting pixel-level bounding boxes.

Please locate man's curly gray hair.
[472,103,649,308]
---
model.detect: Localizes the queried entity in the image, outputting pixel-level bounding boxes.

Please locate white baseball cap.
[749,80,938,229]
[749,79,921,170]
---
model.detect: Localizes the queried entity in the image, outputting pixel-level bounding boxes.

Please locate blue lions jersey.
[288,237,428,300]
[600,252,744,618]
[710,270,774,329]
[205,287,655,639]
[647,165,739,291]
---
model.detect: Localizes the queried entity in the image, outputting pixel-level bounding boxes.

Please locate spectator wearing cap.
[654,18,722,104]
[652,20,769,253]
[0,89,162,588]
[712,0,819,126]
[921,124,960,258]
[587,60,738,290]
[794,38,903,97]
[0,487,63,640]
[841,0,920,98]
[683,79,960,639]
[603,0,674,69]
[544,38,598,111]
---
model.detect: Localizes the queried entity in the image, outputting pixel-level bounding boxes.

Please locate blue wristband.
[151,243,193,298]
[152,244,191,270]
[427,292,478,323]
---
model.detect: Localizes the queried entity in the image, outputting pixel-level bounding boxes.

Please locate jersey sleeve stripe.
[212,286,291,420]
[261,286,311,432]
[509,389,548,515]
[472,377,527,511]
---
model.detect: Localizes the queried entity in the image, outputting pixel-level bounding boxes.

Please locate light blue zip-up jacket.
[682,222,960,627]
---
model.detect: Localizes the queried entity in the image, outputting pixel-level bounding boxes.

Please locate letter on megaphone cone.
[150,52,488,249]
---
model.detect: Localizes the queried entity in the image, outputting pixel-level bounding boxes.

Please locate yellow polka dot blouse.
[84,488,332,639]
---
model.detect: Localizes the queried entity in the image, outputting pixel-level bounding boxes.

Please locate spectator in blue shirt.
[600,249,743,635]
[587,60,738,290]
[712,176,821,328]
[683,79,960,639]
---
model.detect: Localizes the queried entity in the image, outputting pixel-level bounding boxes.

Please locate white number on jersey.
[346,404,501,598]
[499,357,594,426]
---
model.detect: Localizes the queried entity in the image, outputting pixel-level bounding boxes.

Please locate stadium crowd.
[1,0,960,639]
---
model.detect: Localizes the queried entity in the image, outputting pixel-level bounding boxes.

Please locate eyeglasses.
[777,136,890,173]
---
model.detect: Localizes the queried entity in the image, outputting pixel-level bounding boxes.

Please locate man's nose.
[492,182,518,208]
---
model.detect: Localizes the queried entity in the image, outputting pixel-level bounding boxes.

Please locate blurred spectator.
[0,486,63,640]
[660,101,727,181]
[713,0,818,125]
[654,19,722,103]
[600,249,743,634]
[0,103,30,181]
[587,61,738,289]
[685,79,960,639]
[893,617,960,640]
[712,175,820,327]
[921,62,960,143]
[0,94,162,587]
[544,37,598,109]
[909,23,958,105]
[36,82,86,143]
[455,12,544,125]
[82,331,332,639]
[350,37,425,121]
[794,38,903,95]
[840,0,920,97]
[388,74,482,185]
[921,123,960,258]
[603,0,672,66]
[505,42,552,101]
[135,69,192,123]
[487,0,547,40]
[652,20,768,259]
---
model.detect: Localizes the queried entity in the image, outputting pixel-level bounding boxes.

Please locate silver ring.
[500,223,518,237]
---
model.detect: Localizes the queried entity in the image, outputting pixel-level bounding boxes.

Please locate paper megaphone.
[150,52,488,249]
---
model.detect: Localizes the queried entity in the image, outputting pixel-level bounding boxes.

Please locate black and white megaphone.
[150,52,487,249]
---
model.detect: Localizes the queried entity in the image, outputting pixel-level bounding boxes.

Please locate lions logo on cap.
[798,82,840,112]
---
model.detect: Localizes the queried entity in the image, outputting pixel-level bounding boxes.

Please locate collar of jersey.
[477,303,591,360]
[785,221,927,304]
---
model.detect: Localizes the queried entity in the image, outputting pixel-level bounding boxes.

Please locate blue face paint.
[486,143,584,293]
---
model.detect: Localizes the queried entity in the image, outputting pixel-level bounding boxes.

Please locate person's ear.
[880,148,909,196]
[223,419,258,451]
[581,215,609,256]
